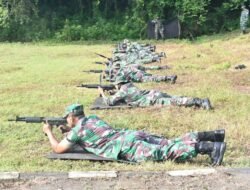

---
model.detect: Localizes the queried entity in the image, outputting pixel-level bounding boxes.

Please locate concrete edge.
[68,171,117,178]
[0,172,19,180]
[1,168,249,180]
[167,168,216,177]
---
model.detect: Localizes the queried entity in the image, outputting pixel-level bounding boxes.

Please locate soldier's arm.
[43,123,72,153]
[102,88,127,106]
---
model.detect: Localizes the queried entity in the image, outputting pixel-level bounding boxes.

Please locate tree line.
[0,0,248,41]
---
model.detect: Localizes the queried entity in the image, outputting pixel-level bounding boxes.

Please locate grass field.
[0,32,249,172]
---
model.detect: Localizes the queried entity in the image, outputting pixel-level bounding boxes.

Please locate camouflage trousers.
[137,75,167,82]
[155,95,196,107]
[155,26,164,40]
[240,21,248,31]
[119,130,198,162]
[129,58,154,65]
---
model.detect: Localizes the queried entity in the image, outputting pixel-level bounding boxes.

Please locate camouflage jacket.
[66,115,127,159]
[241,8,249,24]
[113,66,152,82]
[103,82,170,106]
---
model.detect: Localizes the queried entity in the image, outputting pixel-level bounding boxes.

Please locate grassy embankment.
[0,32,249,172]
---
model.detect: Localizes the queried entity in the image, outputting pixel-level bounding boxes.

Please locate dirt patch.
[1,170,249,190]
[225,69,250,94]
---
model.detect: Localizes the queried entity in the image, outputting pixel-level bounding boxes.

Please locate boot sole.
[213,142,226,166]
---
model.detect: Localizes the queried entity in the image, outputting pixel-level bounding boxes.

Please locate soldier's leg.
[144,66,165,70]
[135,58,156,65]
[120,132,198,162]
[166,134,226,165]
[141,75,177,83]
[155,27,159,40]
[134,130,169,145]
[159,27,164,39]
[156,96,212,109]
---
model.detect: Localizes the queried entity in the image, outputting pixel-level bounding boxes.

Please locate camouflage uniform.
[113,47,162,65]
[65,115,198,162]
[103,82,202,107]
[105,63,171,82]
[113,66,171,83]
[152,18,164,40]
[240,6,249,33]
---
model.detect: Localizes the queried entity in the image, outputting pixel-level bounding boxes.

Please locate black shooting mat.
[90,97,133,110]
[47,145,134,164]
[47,144,114,161]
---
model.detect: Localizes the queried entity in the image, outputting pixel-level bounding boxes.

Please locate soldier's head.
[123,39,130,44]
[114,78,129,89]
[64,104,85,128]
[241,4,246,9]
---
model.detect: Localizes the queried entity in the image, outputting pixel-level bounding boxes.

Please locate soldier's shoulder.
[87,115,99,119]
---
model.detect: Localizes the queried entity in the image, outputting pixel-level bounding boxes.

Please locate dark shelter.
[147,18,181,39]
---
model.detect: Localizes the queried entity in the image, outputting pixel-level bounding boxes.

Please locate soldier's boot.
[152,57,161,63]
[195,141,226,166]
[191,98,212,110]
[165,75,177,84]
[198,129,225,142]
[160,52,166,58]
[159,65,170,70]
[150,45,156,52]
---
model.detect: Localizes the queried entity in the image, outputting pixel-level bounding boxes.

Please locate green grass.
[0,31,250,172]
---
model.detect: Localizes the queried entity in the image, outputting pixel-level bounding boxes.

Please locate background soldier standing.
[240,4,249,34]
[152,17,165,40]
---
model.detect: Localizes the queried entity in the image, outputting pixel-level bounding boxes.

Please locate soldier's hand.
[43,121,53,134]
[98,86,104,94]
[58,125,70,134]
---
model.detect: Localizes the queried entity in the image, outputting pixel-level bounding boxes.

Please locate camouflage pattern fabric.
[66,115,198,162]
[240,8,249,31]
[113,47,161,65]
[113,66,168,83]
[115,41,154,54]
[104,63,166,82]
[152,19,164,40]
[102,82,195,107]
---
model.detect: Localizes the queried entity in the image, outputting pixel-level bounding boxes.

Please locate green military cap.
[64,104,84,118]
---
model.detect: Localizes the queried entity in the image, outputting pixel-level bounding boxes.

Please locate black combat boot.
[160,52,166,58]
[152,57,161,63]
[191,98,212,110]
[159,65,170,70]
[195,141,226,166]
[201,98,212,110]
[165,75,177,84]
[198,129,225,142]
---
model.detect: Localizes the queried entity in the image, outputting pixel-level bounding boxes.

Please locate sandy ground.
[1,169,250,190]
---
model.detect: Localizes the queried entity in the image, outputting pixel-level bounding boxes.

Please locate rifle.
[83,70,110,74]
[94,61,104,65]
[83,70,103,73]
[77,84,115,91]
[8,116,68,133]
[94,61,110,66]
[94,53,112,61]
